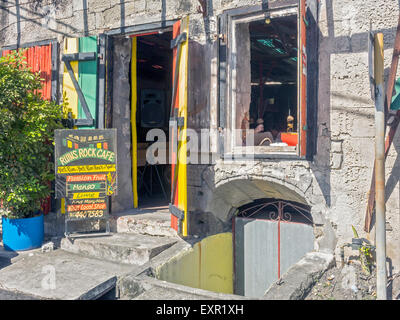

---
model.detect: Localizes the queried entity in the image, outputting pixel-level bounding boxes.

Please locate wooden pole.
[374,33,387,300]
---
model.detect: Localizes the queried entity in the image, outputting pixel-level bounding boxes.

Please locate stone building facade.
[1,0,400,291]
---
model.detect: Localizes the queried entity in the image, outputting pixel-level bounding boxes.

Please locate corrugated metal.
[3,45,52,101]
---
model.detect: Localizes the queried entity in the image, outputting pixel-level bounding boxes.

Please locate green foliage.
[0,50,65,219]
[351,225,374,275]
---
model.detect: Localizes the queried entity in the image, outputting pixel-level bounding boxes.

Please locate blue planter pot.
[2,214,44,251]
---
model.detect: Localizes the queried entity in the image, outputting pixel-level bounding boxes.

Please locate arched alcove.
[233,198,315,297]
[207,177,312,223]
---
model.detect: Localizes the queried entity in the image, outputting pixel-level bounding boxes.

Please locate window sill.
[222,146,306,161]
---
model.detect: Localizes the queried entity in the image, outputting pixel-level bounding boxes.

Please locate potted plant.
[0,50,64,251]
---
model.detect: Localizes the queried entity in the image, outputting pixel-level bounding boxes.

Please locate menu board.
[54,129,117,222]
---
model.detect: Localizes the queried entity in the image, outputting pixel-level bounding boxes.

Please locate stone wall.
[1,0,400,273]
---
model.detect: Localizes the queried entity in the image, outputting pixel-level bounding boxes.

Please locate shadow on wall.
[0,0,82,42]
[315,0,400,221]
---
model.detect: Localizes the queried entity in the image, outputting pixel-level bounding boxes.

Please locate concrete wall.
[155,232,233,294]
[1,0,400,274]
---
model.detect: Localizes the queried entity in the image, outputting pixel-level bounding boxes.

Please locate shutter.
[78,36,98,129]
[169,16,190,236]
[62,36,98,128]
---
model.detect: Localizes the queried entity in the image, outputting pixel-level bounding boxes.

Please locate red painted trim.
[277,217,281,279]
[129,31,159,38]
[232,215,236,292]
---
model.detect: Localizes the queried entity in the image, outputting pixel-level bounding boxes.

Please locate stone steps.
[60,232,178,266]
[109,207,177,237]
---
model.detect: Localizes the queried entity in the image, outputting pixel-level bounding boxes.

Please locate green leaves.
[0,50,65,219]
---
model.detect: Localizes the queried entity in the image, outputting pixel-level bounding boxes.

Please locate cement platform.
[61,232,178,265]
[0,249,136,300]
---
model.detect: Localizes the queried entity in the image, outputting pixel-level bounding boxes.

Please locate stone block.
[263,252,335,300]
[331,153,343,169]
[331,140,342,153]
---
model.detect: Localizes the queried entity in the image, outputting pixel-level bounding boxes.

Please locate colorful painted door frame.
[169,16,189,236]
[128,18,189,237]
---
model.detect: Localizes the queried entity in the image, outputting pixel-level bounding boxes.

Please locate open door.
[169,17,189,236]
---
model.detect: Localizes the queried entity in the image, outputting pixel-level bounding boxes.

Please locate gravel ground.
[305,261,400,300]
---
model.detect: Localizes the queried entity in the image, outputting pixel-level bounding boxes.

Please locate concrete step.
[109,207,177,237]
[0,249,136,300]
[60,233,178,266]
[117,274,249,300]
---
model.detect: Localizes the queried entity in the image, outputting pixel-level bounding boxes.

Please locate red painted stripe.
[129,31,159,38]
[278,219,281,279]
[170,20,181,231]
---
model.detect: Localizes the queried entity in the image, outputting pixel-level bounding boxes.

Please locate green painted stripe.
[68,182,103,191]
[78,36,98,129]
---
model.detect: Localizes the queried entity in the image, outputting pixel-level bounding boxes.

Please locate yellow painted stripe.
[72,192,100,199]
[61,38,79,214]
[131,37,138,208]
[61,198,65,214]
[62,38,79,120]
[178,16,189,236]
[57,164,116,174]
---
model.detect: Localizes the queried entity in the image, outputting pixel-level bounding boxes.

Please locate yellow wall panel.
[155,232,233,294]
[62,38,79,119]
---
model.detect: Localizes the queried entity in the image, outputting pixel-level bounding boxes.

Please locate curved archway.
[207,176,312,223]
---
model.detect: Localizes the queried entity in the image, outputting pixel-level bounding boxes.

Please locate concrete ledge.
[263,251,335,300]
[117,274,250,300]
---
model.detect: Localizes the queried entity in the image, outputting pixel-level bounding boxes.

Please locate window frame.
[218,0,318,161]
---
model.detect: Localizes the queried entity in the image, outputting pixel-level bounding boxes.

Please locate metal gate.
[234,199,314,298]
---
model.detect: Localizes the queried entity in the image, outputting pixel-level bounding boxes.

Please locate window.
[218,0,318,159]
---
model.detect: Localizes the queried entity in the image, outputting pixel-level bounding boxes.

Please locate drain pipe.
[374,32,387,300]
